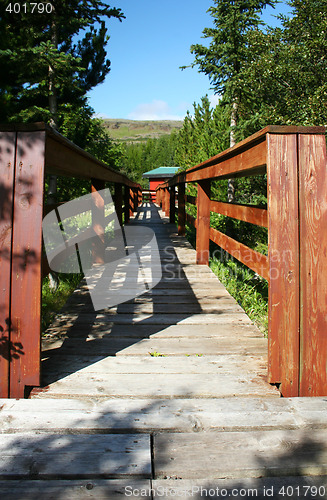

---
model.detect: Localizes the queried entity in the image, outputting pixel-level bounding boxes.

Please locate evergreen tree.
[240,0,327,128]
[183,0,276,201]
[0,1,124,125]
[184,0,276,145]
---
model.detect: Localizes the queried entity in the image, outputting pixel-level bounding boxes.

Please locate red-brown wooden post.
[114,183,123,227]
[298,132,327,396]
[91,178,105,265]
[124,184,130,224]
[161,188,165,212]
[178,182,186,236]
[196,180,211,265]
[165,188,170,217]
[0,132,16,398]
[10,131,46,398]
[169,185,176,223]
[129,188,134,218]
[267,133,300,397]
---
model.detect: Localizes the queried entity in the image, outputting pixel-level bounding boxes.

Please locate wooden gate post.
[9,131,46,398]
[0,132,16,398]
[124,185,130,224]
[129,188,134,218]
[114,183,123,227]
[165,188,170,217]
[178,182,186,236]
[169,186,176,224]
[91,179,106,265]
[298,133,327,396]
[196,180,211,265]
[267,133,300,396]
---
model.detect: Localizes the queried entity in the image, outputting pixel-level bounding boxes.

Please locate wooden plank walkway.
[1,203,327,498]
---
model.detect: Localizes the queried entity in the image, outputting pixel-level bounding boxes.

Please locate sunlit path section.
[36,202,278,400]
[0,203,326,495]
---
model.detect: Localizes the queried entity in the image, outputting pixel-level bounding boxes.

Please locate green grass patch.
[182,220,268,336]
[42,273,83,334]
[209,257,268,336]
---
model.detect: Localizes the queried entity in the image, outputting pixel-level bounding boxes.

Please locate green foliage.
[175,97,230,170]
[0,0,124,124]
[210,256,268,335]
[42,273,83,333]
[121,133,179,185]
[238,0,327,129]
[187,0,276,96]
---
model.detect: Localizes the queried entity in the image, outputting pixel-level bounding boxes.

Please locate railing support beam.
[196,180,211,265]
[169,186,176,223]
[91,178,106,265]
[178,183,186,236]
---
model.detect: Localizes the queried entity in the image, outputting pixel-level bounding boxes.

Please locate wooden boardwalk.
[0,203,327,498]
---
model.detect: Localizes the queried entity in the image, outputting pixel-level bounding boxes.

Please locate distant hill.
[102,118,184,143]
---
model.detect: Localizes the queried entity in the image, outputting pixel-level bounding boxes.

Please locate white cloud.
[209,94,221,108]
[128,100,184,121]
[92,112,111,119]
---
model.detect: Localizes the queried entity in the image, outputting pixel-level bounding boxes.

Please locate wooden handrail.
[156,125,327,398]
[0,123,142,399]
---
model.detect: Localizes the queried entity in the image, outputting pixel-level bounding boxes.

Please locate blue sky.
[89,1,290,121]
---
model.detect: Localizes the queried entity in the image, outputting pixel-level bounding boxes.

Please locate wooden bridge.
[0,124,327,495]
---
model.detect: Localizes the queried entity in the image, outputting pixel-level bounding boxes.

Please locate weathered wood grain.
[0,480,151,500]
[2,397,327,434]
[0,433,151,478]
[267,133,300,395]
[298,134,327,396]
[154,430,327,479]
[10,131,46,397]
[0,131,16,398]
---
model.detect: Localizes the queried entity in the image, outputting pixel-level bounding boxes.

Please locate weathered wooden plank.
[33,371,277,399]
[63,300,241,315]
[0,480,152,500]
[267,133,300,395]
[153,478,327,500]
[41,336,269,357]
[10,131,46,397]
[57,312,247,325]
[0,131,16,398]
[41,354,269,375]
[3,397,323,434]
[154,430,327,479]
[210,200,268,228]
[44,323,260,343]
[0,433,151,478]
[209,227,269,280]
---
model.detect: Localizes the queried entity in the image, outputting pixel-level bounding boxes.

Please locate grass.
[41,273,83,334]
[184,221,268,336]
[209,257,268,336]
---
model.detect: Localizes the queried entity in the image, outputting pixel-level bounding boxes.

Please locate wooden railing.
[142,190,156,203]
[0,123,142,398]
[156,125,327,397]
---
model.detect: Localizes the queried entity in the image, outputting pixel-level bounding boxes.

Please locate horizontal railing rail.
[156,125,327,397]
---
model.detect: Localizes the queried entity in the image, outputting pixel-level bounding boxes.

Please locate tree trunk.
[47,11,59,289]
[47,15,58,206]
[227,100,238,203]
